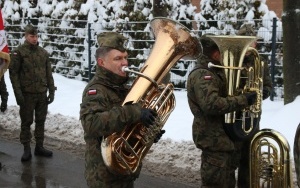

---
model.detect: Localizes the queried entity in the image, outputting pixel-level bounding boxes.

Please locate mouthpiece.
[122,66,129,73]
[208,62,214,68]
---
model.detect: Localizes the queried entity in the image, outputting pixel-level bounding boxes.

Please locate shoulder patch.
[204,75,212,80]
[88,89,97,95]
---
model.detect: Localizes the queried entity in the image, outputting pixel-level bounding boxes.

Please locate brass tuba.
[250,128,293,188]
[206,35,263,141]
[101,17,202,175]
[0,51,10,80]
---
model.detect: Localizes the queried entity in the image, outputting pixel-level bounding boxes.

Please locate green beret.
[97,32,128,52]
[24,24,38,35]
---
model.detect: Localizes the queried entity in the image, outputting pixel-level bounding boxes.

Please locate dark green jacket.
[9,41,55,94]
[80,66,142,185]
[187,55,249,152]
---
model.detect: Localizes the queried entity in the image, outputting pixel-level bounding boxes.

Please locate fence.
[4,18,283,100]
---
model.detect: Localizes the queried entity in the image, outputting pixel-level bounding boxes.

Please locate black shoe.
[21,147,32,162]
[34,146,53,157]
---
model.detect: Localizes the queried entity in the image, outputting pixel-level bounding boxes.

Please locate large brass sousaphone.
[101,17,202,175]
[206,35,263,141]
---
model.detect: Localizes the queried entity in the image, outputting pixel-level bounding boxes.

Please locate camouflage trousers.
[19,92,48,147]
[200,150,241,188]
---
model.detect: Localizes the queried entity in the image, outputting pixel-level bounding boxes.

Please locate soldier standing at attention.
[9,24,56,162]
[186,35,257,187]
[80,32,161,187]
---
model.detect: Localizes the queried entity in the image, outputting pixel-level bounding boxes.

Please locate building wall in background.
[191,0,283,18]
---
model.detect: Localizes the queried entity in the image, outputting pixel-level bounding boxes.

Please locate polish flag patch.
[88,89,97,95]
[204,75,212,80]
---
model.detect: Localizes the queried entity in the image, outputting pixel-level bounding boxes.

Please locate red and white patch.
[88,89,97,95]
[204,75,212,80]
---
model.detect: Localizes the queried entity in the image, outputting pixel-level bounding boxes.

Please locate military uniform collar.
[24,40,38,50]
[96,66,129,87]
[195,54,221,70]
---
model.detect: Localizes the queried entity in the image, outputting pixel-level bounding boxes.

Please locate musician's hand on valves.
[244,91,257,106]
[140,108,158,127]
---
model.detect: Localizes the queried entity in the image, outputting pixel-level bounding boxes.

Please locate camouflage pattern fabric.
[187,54,249,187]
[19,93,48,146]
[9,41,55,94]
[97,32,128,52]
[80,66,142,187]
[0,76,8,104]
[201,150,241,187]
[9,40,55,146]
[237,53,272,188]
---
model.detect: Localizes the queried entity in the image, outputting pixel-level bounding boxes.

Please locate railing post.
[88,23,92,81]
[270,17,277,101]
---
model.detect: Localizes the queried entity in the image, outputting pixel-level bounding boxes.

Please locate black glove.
[140,108,157,127]
[47,93,55,104]
[262,88,270,100]
[245,91,257,106]
[154,130,165,143]
[0,101,7,112]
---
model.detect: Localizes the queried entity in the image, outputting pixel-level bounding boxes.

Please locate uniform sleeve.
[45,52,55,93]
[80,88,141,138]
[190,69,248,115]
[9,50,22,95]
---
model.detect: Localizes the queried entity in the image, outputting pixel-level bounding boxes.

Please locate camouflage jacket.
[187,55,249,152]
[80,66,142,184]
[9,41,55,94]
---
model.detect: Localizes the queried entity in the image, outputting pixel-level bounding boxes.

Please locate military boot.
[34,145,53,157]
[21,145,32,162]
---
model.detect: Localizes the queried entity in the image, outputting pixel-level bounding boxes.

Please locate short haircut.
[95,46,113,59]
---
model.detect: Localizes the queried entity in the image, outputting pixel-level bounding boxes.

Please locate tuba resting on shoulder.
[206,35,263,141]
[101,17,202,175]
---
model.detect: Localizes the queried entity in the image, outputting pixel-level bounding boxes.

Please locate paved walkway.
[0,137,196,188]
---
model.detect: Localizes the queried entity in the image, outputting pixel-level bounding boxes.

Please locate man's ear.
[97,58,104,67]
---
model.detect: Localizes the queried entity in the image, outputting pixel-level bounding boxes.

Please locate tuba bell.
[250,128,293,188]
[101,17,202,175]
[206,35,263,141]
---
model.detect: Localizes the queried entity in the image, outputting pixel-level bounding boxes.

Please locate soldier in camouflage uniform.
[236,24,272,188]
[9,25,56,162]
[187,35,257,187]
[0,75,8,112]
[80,32,159,188]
